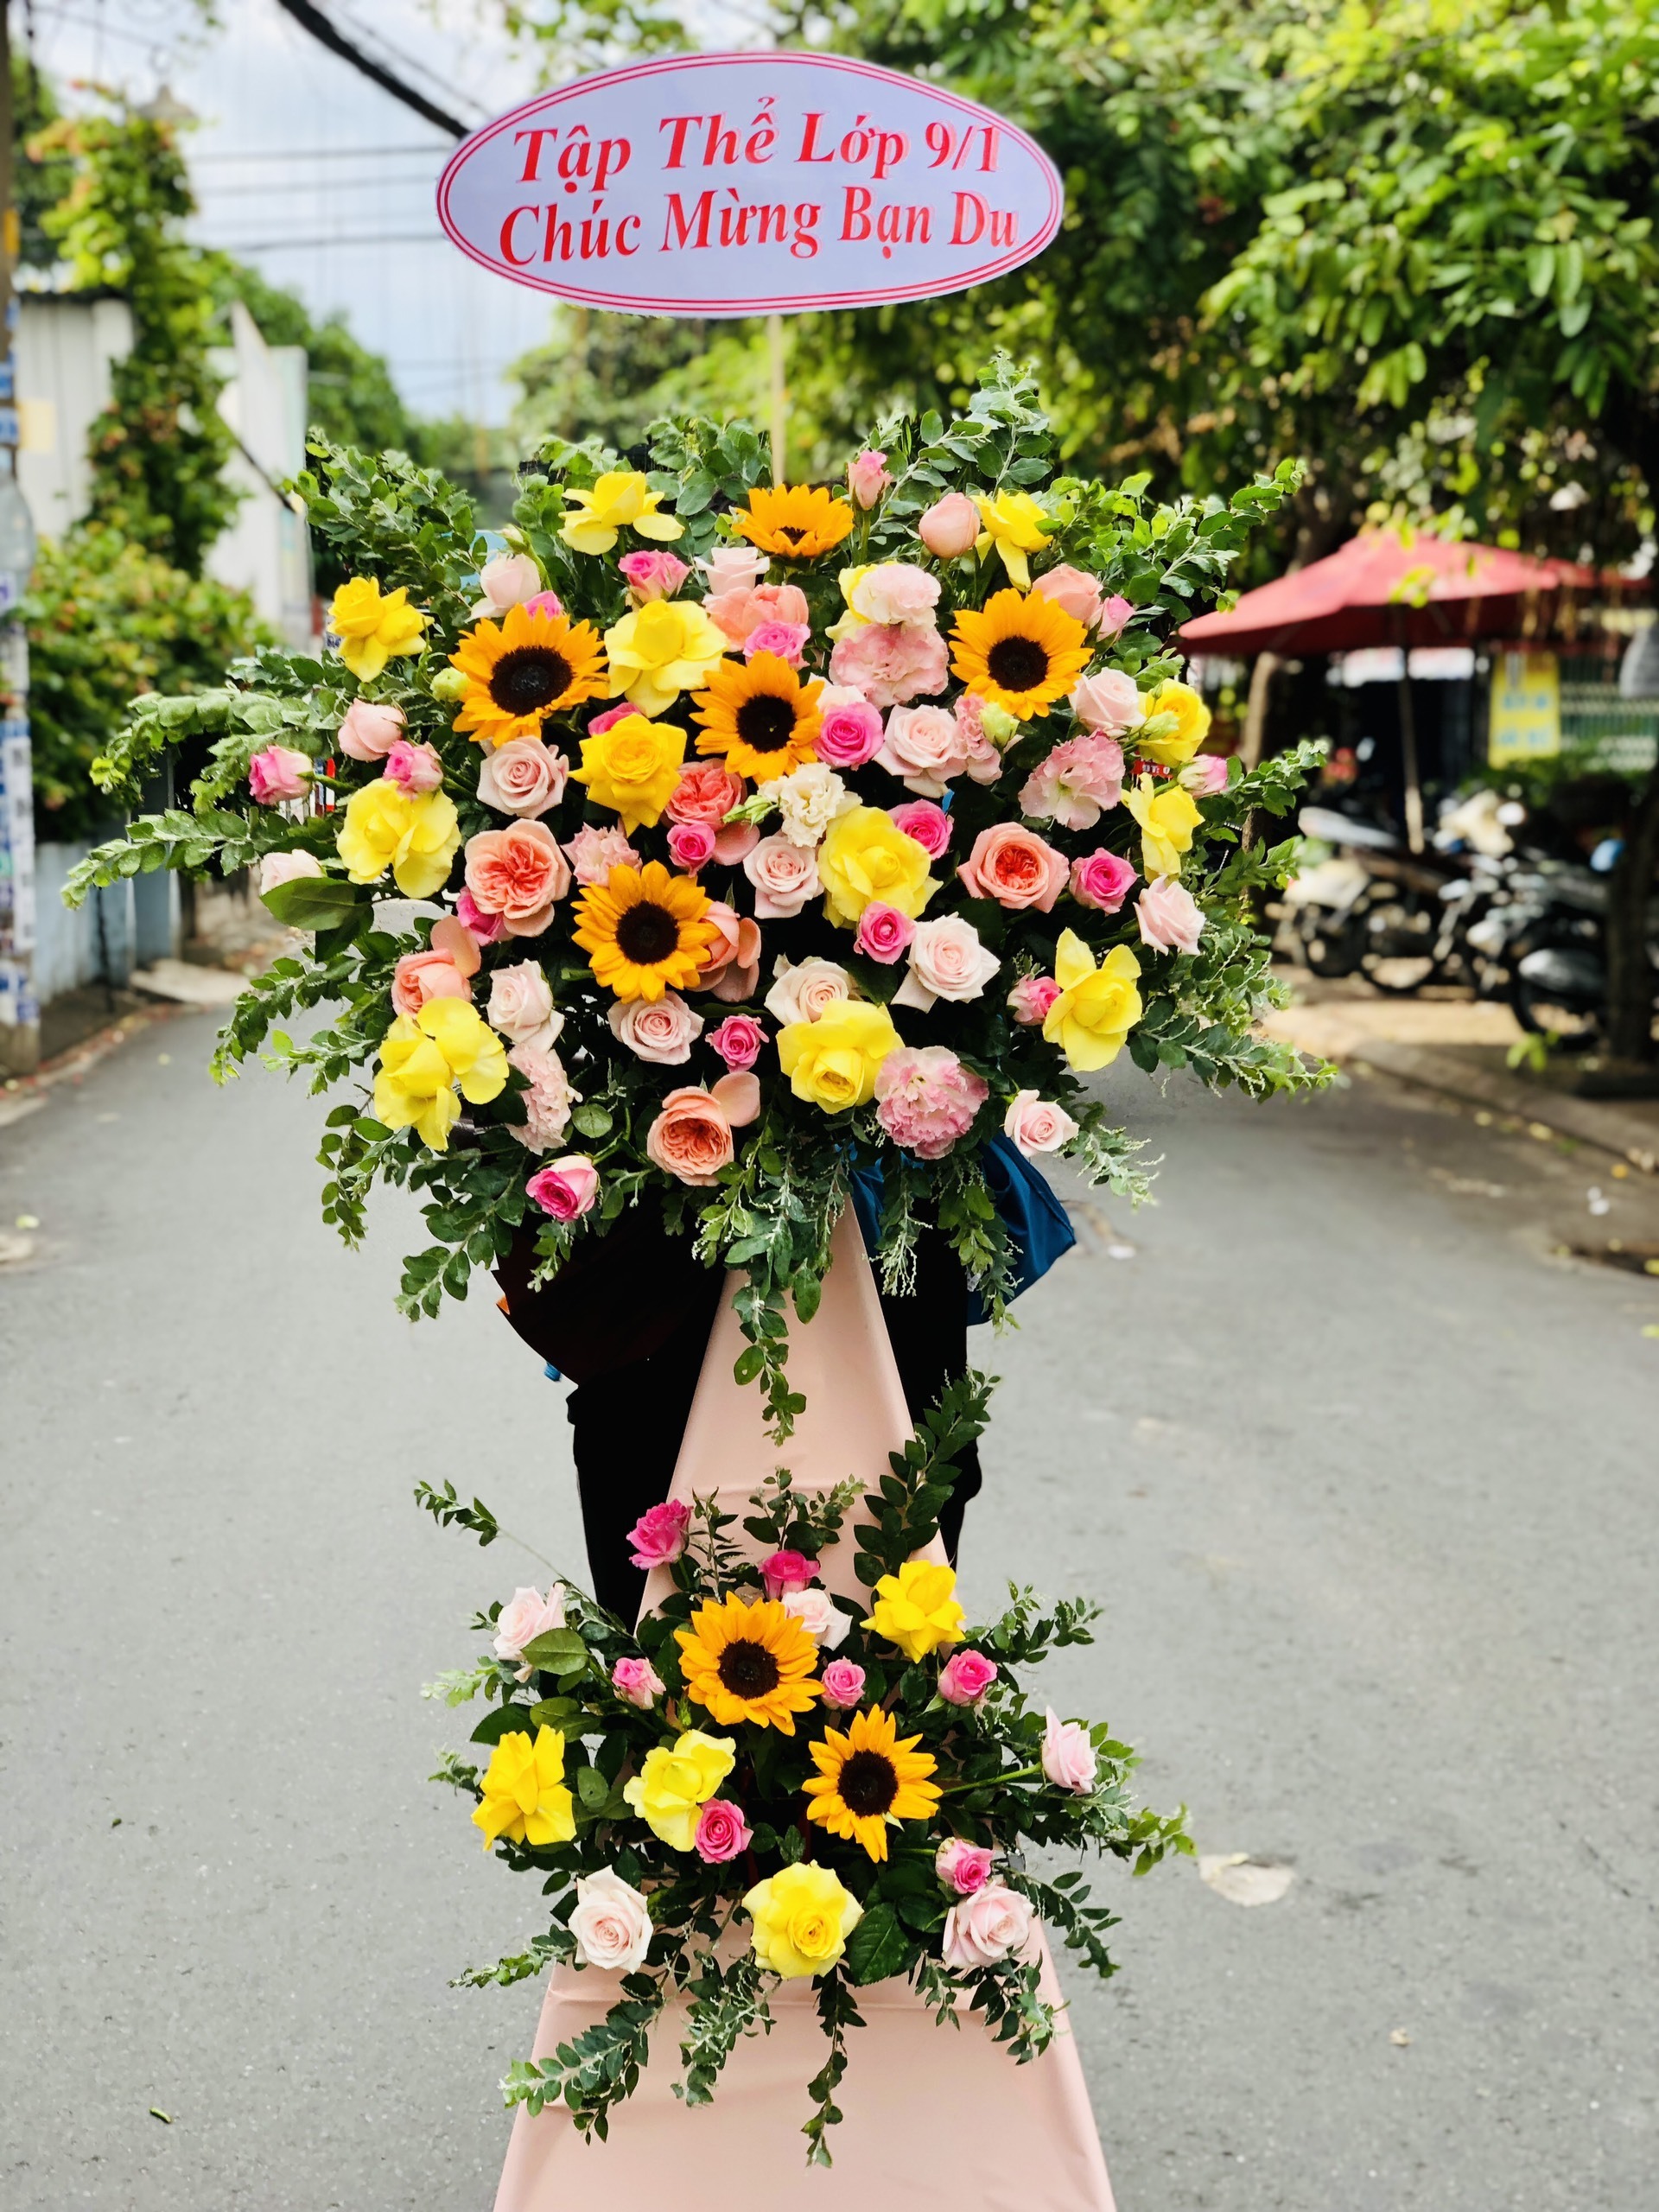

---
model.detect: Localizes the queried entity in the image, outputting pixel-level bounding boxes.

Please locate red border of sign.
[435,50,1063,315]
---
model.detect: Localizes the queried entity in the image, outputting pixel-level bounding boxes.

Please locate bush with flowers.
[420,1370,1189,2161]
[67,359,1326,1434]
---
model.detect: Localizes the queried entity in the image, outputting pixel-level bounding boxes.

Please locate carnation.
[874,1046,988,1160]
[507,1039,576,1154]
[847,562,941,629]
[563,823,641,887]
[828,620,950,710]
[760,761,855,848]
[1020,734,1125,830]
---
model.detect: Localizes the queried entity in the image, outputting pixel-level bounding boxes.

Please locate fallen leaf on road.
[149,2107,172,2124]
[0,1231,35,1266]
[1198,1853,1295,1906]
[15,1212,39,1229]
[1389,2029,1412,2047]
[1643,1325,1659,1340]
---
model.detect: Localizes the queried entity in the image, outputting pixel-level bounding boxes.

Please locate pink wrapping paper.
[494,1211,1116,2211]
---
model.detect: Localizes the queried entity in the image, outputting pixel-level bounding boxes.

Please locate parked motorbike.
[1462,861,1659,1041]
[1287,807,1474,992]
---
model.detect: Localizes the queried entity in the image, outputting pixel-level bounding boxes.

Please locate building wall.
[15,296,135,543]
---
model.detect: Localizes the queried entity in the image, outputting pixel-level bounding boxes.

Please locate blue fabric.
[849,1136,1076,1323]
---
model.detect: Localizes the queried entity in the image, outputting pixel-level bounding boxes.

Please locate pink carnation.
[707,1014,766,1070]
[887,799,951,859]
[627,1497,691,1570]
[854,902,916,964]
[694,1799,753,1865]
[813,686,885,769]
[563,824,641,887]
[820,1658,867,1709]
[1135,876,1206,954]
[1020,734,1125,831]
[744,620,810,666]
[611,1655,665,1708]
[1007,974,1061,1026]
[938,1649,1000,1707]
[506,1039,575,1154]
[874,1046,988,1160]
[828,620,949,710]
[617,549,689,603]
[1070,849,1138,914]
[525,1154,601,1220]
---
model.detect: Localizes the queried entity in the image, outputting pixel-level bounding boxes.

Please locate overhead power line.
[194,143,450,163]
[270,0,469,139]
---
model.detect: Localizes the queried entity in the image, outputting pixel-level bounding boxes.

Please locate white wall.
[209,300,316,648]
[15,296,135,543]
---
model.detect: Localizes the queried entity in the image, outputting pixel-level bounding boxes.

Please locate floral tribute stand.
[494,1211,1116,2212]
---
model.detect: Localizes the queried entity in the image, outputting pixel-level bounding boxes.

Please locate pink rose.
[707,1014,766,1071]
[893,917,1000,1014]
[563,824,641,887]
[760,1548,815,1598]
[507,1039,575,1153]
[828,621,949,710]
[336,699,404,760]
[1033,563,1106,629]
[874,1046,988,1160]
[644,1075,760,1185]
[611,1655,665,1707]
[454,889,507,944]
[1020,734,1125,831]
[522,590,564,620]
[585,701,635,738]
[819,1658,867,1709]
[938,1649,1000,1707]
[705,580,810,646]
[1098,594,1135,639]
[493,1583,565,1662]
[698,544,769,596]
[618,549,690,603]
[917,491,980,559]
[1007,974,1061,1026]
[666,821,717,871]
[627,1497,691,1570]
[391,947,473,1016]
[609,989,702,1065]
[248,744,311,804]
[1180,753,1230,797]
[257,849,322,894]
[569,1870,652,1972]
[1069,669,1146,738]
[1041,1707,1098,1794]
[743,620,810,666]
[1135,877,1206,955]
[850,563,940,628]
[1070,849,1138,914]
[526,1154,600,1221]
[782,1586,849,1648]
[384,739,444,796]
[957,823,1069,912]
[666,760,754,864]
[465,820,571,936]
[847,446,891,509]
[936,1838,995,1896]
[763,957,852,1027]
[477,738,568,819]
[874,703,968,798]
[813,685,885,769]
[1003,1090,1079,1158]
[887,799,951,859]
[742,834,820,919]
[696,902,763,1001]
[942,1881,1034,1971]
[474,551,543,616]
[694,1798,753,1865]
[854,902,916,964]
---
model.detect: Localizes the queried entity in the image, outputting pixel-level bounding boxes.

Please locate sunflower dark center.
[985,634,1050,691]
[734,692,798,753]
[837,1750,899,1818]
[717,1638,781,1697]
[614,899,680,965]
[489,645,572,715]
[773,524,808,545]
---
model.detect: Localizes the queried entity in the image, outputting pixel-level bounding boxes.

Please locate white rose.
[941,1881,1035,1971]
[742,834,821,919]
[569,1869,654,1974]
[487,961,562,1049]
[781,1586,850,1649]
[764,957,854,1027]
[473,550,543,618]
[759,761,855,848]
[257,850,324,895]
[1069,669,1146,736]
[476,739,568,819]
[893,917,1001,1013]
[493,1584,565,1662]
[608,991,702,1065]
[874,704,969,798]
[1002,1090,1079,1158]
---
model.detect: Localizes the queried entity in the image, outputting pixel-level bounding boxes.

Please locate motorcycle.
[1462,861,1659,1041]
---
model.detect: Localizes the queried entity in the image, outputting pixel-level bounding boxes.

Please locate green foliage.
[853,1369,995,1586]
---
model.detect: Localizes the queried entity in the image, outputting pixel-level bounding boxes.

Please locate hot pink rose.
[1003,1090,1079,1158]
[1032,563,1106,629]
[627,1497,691,1570]
[248,744,311,804]
[1041,1707,1098,1794]
[563,823,641,887]
[742,834,820,919]
[760,1549,815,1598]
[958,823,1069,912]
[666,821,717,871]
[666,760,754,864]
[336,699,405,760]
[585,701,635,738]
[477,738,568,818]
[874,1046,988,1160]
[507,1039,575,1153]
[526,1154,600,1220]
[744,620,810,666]
[893,917,1000,1013]
[850,563,941,628]
[645,1075,760,1185]
[1070,849,1138,914]
[942,1881,1033,1970]
[609,989,702,1065]
[618,549,690,603]
[1098,594,1135,639]
[391,948,472,1016]
[1180,753,1230,797]
[474,551,543,616]
[813,685,885,769]
[847,446,891,508]
[1135,876,1206,954]
[828,621,949,709]
[918,491,980,558]
[854,902,916,964]
[611,1655,665,1707]
[694,1798,753,1865]
[874,703,969,797]
[937,1838,995,1896]
[706,580,810,646]
[696,902,763,1000]
[887,799,951,859]
[523,591,564,621]
[819,1659,867,1709]
[454,889,507,944]
[707,1014,766,1070]
[1007,974,1062,1026]
[384,739,444,796]
[465,820,570,936]
[938,1649,1000,1707]
[493,1583,565,1662]
[1069,668,1145,738]
[1020,734,1125,830]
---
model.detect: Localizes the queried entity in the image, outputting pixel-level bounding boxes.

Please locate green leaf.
[259,874,365,930]
[843,1901,914,1986]
[521,1627,588,1670]
[570,1103,613,1139]
[470,1703,533,1745]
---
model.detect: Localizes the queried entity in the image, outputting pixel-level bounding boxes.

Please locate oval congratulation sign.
[435,51,1061,317]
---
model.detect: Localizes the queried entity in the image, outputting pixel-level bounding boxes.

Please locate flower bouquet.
[424,1370,1189,2161]
[68,358,1326,1438]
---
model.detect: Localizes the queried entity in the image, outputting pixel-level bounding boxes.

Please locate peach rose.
[644,1075,760,1185]
[696,902,763,1001]
[666,759,753,865]
[336,699,405,760]
[1002,1090,1079,1158]
[705,579,810,645]
[391,948,473,1017]
[742,835,820,919]
[917,491,980,558]
[1032,563,1106,629]
[957,823,1069,912]
[609,990,702,1065]
[464,820,570,936]
[477,739,568,819]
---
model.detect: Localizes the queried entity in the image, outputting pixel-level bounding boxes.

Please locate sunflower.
[949,589,1092,719]
[802,1706,942,1863]
[675,1593,823,1734]
[572,861,720,1002]
[693,653,823,780]
[448,601,607,747]
[732,483,855,559]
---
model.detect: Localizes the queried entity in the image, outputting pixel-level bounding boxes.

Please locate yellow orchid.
[334,780,460,899]
[744,1862,863,1980]
[560,470,684,556]
[603,600,729,718]
[1042,931,1143,1074]
[621,1730,736,1852]
[472,1726,576,1851]
[1125,775,1204,878]
[973,491,1052,588]
[372,999,509,1150]
[862,1560,967,1663]
[328,576,428,682]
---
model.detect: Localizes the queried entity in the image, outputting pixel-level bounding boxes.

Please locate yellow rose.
[826,562,874,643]
[328,576,428,682]
[603,600,730,717]
[973,491,1052,588]
[561,470,684,556]
[777,999,901,1113]
[472,1726,576,1851]
[571,715,687,831]
[1041,930,1143,1074]
[743,1861,863,1980]
[373,999,509,1149]
[862,1560,967,1663]
[1135,682,1212,768]
[1124,775,1204,879]
[335,780,460,899]
[621,1729,735,1852]
[817,805,939,927]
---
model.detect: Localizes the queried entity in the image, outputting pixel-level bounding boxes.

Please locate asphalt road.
[3,1014,1656,2211]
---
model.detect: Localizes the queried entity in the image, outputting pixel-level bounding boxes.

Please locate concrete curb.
[1351,1038,1659,1174]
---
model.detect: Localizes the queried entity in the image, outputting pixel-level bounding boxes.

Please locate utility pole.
[0,0,40,1076]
